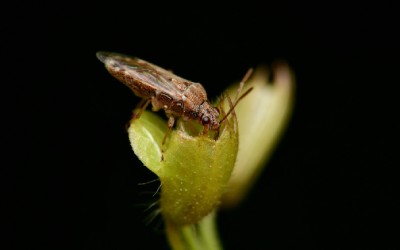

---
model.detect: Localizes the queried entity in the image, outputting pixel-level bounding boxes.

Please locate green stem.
[197,211,222,250]
[166,211,222,250]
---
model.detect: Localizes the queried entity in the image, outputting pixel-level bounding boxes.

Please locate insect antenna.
[219,68,254,124]
[225,93,238,132]
[214,96,227,139]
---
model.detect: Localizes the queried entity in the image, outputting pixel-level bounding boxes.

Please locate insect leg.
[201,124,210,135]
[161,116,175,161]
[133,99,151,119]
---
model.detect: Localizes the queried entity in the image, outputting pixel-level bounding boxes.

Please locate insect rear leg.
[161,116,175,161]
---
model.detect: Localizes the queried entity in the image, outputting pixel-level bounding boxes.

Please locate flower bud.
[128,108,238,225]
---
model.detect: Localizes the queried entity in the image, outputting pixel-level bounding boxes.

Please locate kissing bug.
[96,51,252,158]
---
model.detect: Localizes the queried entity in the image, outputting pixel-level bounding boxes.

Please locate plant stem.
[197,211,222,250]
[166,211,222,250]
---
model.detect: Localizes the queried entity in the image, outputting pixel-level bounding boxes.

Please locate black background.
[4,2,399,249]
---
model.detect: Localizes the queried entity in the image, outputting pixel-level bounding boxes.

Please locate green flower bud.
[128,107,238,226]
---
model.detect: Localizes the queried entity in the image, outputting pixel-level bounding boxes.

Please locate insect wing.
[97,52,192,98]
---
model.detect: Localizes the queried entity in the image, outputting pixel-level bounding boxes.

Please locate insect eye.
[202,116,210,125]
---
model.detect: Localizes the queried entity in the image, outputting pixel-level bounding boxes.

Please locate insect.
[96,51,252,157]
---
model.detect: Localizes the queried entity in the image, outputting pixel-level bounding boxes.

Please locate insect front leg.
[132,99,151,119]
[201,124,210,135]
[161,116,175,161]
